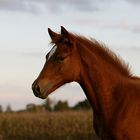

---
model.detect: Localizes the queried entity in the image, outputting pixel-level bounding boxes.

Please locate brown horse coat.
[32,26,140,140]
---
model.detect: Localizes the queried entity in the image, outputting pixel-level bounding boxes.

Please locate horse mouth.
[33,89,46,99]
[40,82,63,99]
[32,79,64,100]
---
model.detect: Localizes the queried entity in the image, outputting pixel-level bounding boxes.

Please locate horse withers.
[32,26,140,140]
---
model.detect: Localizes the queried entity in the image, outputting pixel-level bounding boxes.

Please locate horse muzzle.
[32,80,46,99]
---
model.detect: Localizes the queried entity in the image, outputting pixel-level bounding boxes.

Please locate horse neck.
[77,42,124,123]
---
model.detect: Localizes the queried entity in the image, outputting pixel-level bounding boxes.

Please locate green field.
[0,110,99,140]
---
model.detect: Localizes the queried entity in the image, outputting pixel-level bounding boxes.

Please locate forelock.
[47,46,57,61]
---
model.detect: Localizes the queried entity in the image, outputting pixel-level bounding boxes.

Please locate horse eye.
[57,56,65,62]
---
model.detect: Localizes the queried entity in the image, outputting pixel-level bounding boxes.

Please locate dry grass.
[0,110,98,140]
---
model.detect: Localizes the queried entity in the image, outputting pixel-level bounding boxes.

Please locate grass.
[0,110,99,140]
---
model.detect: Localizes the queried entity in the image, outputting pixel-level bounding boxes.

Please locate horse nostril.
[32,82,41,96]
[36,85,40,93]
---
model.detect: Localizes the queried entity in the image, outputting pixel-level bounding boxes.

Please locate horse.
[32,26,140,140]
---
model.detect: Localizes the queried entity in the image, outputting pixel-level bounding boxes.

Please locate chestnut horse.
[32,26,140,139]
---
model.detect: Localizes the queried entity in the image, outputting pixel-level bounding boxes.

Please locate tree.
[6,105,12,113]
[0,105,3,113]
[73,99,91,110]
[42,98,55,111]
[26,103,36,112]
[54,100,69,111]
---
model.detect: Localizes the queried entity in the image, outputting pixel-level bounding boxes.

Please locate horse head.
[32,26,81,99]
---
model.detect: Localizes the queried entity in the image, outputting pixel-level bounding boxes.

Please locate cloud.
[0,0,39,13]
[113,24,140,34]
[132,26,140,33]
[0,0,139,15]
[126,0,140,4]
[0,0,99,14]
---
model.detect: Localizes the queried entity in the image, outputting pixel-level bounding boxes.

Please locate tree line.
[26,98,91,112]
[0,99,91,113]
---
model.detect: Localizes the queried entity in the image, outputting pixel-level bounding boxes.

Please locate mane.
[70,33,132,77]
[51,32,132,77]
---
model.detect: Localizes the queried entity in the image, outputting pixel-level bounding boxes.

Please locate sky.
[0,0,140,110]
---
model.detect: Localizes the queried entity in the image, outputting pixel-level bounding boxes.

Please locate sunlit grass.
[0,110,98,140]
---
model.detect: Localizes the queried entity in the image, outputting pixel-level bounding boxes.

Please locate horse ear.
[61,26,71,43]
[48,28,59,40]
[61,26,69,36]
